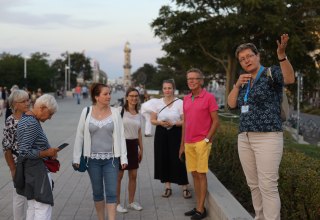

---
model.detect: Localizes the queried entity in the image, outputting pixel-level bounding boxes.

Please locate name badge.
[241,105,249,113]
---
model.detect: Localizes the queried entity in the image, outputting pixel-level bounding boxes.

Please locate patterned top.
[17,114,50,159]
[237,65,283,133]
[2,115,20,163]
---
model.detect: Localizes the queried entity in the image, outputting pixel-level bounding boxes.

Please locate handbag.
[44,158,60,173]
[73,106,89,172]
[73,152,88,172]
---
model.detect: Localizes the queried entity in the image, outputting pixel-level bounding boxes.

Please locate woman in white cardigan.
[73,83,127,220]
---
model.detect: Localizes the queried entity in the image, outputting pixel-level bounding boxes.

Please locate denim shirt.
[237,65,283,133]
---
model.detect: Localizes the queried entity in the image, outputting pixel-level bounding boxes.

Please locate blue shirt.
[237,65,284,133]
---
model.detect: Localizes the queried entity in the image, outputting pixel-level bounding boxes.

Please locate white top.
[141,98,158,114]
[123,110,141,139]
[153,98,183,124]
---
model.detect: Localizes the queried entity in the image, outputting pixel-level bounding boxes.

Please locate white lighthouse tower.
[123,42,132,88]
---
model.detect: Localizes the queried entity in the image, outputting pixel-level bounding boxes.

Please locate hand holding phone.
[58,143,69,150]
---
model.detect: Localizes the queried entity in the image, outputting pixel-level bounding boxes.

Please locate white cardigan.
[73,106,128,165]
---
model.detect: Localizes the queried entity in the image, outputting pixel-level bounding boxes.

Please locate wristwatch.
[204,138,210,143]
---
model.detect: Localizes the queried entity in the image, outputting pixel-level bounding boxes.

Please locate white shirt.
[123,110,141,139]
[153,98,183,124]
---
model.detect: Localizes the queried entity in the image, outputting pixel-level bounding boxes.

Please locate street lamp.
[65,65,69,93]
[24,57,29,88]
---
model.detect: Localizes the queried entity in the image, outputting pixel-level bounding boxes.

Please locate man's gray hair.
[8,90,29,110]
[35,94,58,113]
[186,68,204,78]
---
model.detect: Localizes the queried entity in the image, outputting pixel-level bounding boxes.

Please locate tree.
[131,63,158,88]
[0,52,54,92]
[151,0,320,103]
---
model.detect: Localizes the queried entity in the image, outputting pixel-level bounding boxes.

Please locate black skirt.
[154,125,189,185]
[119,139,139,170]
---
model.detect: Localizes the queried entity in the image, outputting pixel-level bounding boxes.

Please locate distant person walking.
[180,68,219,219]
[75,84,82,104]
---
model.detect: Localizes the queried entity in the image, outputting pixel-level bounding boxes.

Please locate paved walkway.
[0,93,197,220]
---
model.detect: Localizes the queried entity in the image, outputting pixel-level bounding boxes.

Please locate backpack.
[266,68,289,122]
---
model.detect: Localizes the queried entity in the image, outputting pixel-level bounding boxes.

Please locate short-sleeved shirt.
[153,98,183,125]
[237,65,283,133]
[183,89,219,143]
[2,115,19,163]
[122,110,141,139]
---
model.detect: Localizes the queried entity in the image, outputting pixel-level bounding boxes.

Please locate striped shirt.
[17,114,50,159]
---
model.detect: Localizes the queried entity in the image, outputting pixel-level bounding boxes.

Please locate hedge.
[210,121,320,219]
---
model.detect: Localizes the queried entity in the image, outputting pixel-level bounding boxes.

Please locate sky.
[0,0,173,80]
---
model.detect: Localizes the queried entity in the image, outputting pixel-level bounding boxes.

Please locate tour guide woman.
[73,83,127,220]
[227,34,295,219]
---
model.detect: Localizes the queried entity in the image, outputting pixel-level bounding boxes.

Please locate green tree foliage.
[131,63,158,88]
[151,0,320,98]
[51,52,92,89]
[0,52,54,92]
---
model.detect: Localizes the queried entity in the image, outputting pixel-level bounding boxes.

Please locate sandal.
[162,188,172,198]
[183,189,192,199]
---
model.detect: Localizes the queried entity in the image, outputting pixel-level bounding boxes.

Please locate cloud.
[0,0,106,28]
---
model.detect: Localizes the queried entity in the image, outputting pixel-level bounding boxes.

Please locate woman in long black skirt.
[151,79,191,199]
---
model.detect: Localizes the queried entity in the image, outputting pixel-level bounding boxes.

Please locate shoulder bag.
[73,107,89,172]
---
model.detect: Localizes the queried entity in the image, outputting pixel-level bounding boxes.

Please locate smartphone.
[180,153,185,163]
[58,143,69,150]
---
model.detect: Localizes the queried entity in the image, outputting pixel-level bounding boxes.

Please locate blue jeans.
[87,158,119,203]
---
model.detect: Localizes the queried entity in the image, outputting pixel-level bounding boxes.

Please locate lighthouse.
[123,42,132,88]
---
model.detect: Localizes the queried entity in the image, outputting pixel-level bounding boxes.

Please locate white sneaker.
[116,204,128,213]
[128,202,143,211]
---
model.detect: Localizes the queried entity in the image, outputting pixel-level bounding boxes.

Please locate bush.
[210,120,320,219]
[210,121,253,213]
[280,150,320,219]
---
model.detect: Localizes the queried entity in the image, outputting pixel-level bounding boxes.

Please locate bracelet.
[278,56,287,62]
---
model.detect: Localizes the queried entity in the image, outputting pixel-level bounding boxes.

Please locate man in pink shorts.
[180,68,219,220]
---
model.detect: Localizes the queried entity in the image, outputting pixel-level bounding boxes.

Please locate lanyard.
[244,65,265,103]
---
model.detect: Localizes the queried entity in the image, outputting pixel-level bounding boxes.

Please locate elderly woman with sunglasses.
[227,34,295,220]
[2,90,30,220]
[16,94,60,220]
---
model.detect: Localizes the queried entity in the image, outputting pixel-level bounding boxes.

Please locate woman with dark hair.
[150,79,191,199]
[73,83,127,220]
[116,87,143,213]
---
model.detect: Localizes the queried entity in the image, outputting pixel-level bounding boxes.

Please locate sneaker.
[116,204,128,213]
[184,208,197,216]
[128,202,143,211]
[191,208,207,220]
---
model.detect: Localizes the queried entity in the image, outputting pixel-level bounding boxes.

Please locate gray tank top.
[89,116,114,154]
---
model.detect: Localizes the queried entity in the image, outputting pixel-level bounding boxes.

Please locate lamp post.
[24,57,28,88]
[65,65,69,94]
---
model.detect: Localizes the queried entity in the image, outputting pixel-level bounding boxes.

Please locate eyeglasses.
[187,78,202,81]
[239,54,256,63]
